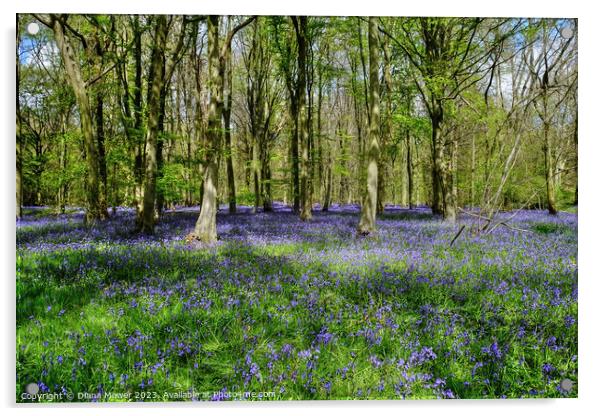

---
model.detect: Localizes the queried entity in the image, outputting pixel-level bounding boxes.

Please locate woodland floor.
[16,204,578,401]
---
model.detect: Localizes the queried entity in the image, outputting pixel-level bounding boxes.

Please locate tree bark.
[406,130,415,209]
[141,15,167,234]
[294,16,312,221]
[378,37,394,213]
[431,102,456,222]
[194,15,222,243]
[253,137,261,212]
[541,62,558,216]
[51,15,106,224]
[16,18,22,219]
[573,114,578,205]
[58,120,68,213]
[470,132,476,208]
[133,16,144,224]
[543,118,558,215]
[290,97,300,213]
[261,143,273,211]
[223,41,237,214]
[357,17,380,235]
[95,93,108,215]
[155,81,167,218]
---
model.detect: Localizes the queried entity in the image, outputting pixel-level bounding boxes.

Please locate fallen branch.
[450,224,466,246]
[458,208,533,234]
[487,220,533,234]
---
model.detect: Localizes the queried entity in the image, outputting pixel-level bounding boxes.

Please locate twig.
[450,225,466,247]
[487,220,533,234]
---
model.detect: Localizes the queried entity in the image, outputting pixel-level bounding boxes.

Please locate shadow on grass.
[17,234,523,333]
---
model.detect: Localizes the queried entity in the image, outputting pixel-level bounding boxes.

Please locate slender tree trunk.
[186,137,192,206]
[223,42,237,214]
[573,114,578,205]
[16,19,22,219]
[322,151,332,211]
[51,16,105,224]
[291,98,300,213]
[451,132,458,214]
[406,131,415,209]
[378,38,394,213]
[95,93,109,215]
[307,41,315,216]
[544,118,558,215]
[470,132,476,208]
[317,68,324,207]
[338,128,348,204]
[133,16,144,224]
[141,15,167,234]
[155,81,167,218]
[294,16,312,221]
[111,162,117,215]
[261,145,273,211]
[357,17,380,235]
[253,137,261,213]
[59,119,68,213]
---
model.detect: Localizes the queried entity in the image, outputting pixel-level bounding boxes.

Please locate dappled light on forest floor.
[17,205,577,401]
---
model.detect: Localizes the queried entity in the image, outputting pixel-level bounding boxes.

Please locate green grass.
[16,212,578,402]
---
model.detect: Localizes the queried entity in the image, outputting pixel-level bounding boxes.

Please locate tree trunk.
[431,102,455,222]
[111,162,117,215]
[141,15,167,234]
[573,114,578,205]
[406,131,415,209]
[95,93,109,215]
[378,37,394,214]
[470,132,476,208]
[291,98,300,213]
[194,15,221,243]
[253,138,261,213]
[357,17,380,235]
[338,128,348,204]
[51,16,105,224]
[223,42,237,214]
[544,119,558,215]
[16,19,22,219]
[317,68,324,208]
[377,154,385,213]
[430,118,443,216]
[133,16,144,224]
[431,165,442,214]
[322,155,332,211]
[294,16,312,221]
[261,145,273,211]
[155,81,167,218]
[59,119,68,213]
[322,116,332,211]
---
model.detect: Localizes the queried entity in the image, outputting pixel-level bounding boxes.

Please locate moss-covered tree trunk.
[141,15,167,234]
[51,16,106,224]
[294,16,312,221]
